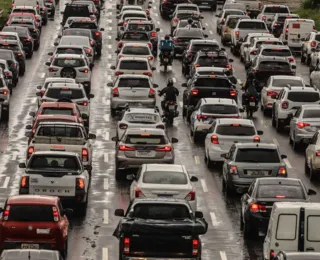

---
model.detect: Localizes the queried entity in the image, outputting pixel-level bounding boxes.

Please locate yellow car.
[221,15,247,46]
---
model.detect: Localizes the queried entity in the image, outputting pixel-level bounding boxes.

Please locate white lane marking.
[103,210,109,224]
[200,179,208,192]
[172,77,176,83]
[104,114,110,122]
[2,177,10,189]
[105,131,110,141]
[32,97,37,104]
[106,100,110,106]
[108,54,112,59]
[188,134,194,143]
[154,13,158,16]
[284,158,292,169]
[152,0,155,2]
[104,153,109,163]
[102,248,108,260]
[108,44,112,49]
[205,23,208,26]
[107,19,112,23]
[153,6,156,9]
[104,178,109,190]
[107,75,112,81]
[273,138,279,146]
[209,30,213,34]
[160,28,163,32]
[194,156,200,164]
[210,212,219,227]
[108,35,112,39]
[220,251,228,260]
[157,21,160,25]
[11,153,18,161]
[40,72,45,78]
[179,101,183,107]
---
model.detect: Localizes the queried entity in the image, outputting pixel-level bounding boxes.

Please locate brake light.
[42,99,47,103]
[76,178,85,190]
[281,101,288,109]
[262,16,266,20]
[42,7,46,10]
[77,101,88,106]
[17,53,22,56]
[155,146,172,151]
[82,148,88,162]
[145,9,150,15]
[253,136,260,142]
[230,90,237,97]
[316,152,320,156]
[286,28,289,33]
[11,3,14,7]
[288,57,294,63]
[52,206,59,222]
[311,41,316,47]
[267,90,277,96]
[143,72,152,77]
[278,167,287,176]
[118,42,123,48]
[135,188,145,198]
[118,22,123,26]
[115,71,124,76]
[148,43,152,49]
[90,16,95,21]
[173,39,179,44]
[197,114,208,121]
[151,31,157,37]
[163,0,172,3]
[119,123,128,129]
[25,37,31,41]
[235,30,239,40]
[297,122,310,129]
[3,206,10,220]
[270,250,275,260]
[194,64,200,68]
[124,238,130,254]
[1,90,8,95]
[173,18,179,23]
[191,89,198,95]
[113,87,119,97]
[49,67,58,72]
[230,165,238,175]
[84,48,92,54]
[250,50,257,55]
[27,146,34,159]
[211,135,219,144]
[148,56,153,60]
[20,176,29,188]
[192,239,199,256]
[250,203,266,212]
[95,32,101,37]
[148,88,155,98]
[90,40,95,46]
[119,145,135,151]
[79,69,89,73]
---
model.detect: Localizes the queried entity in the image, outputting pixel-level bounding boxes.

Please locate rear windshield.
[178,6,198,11]
[0,52,12,60]
[70,22,97,29]
[225,10,245,17]
[117,78,150,88]
[127,24,154,31]
[131,204,190,219]
[216,125,255,135]
[60,37,88,46]
[257,185,306,199]
[124,134,167,144]
[196,70,226,76]
[122,32,148,41]
[53,58,85,67]
[8,205,54,222]
[194,78,230,88]
[0,44,20,51]
[287,92,320,102]
[56,48,83,55]
[178,20,200,27]
[198,56,228,67]
[122,46,150,55]
[29,156,79,170]
[277,16,299,23]
[3,27,28,36]
[119,60,148,70]
[42,108,74,115]
[177,12,198,19]
[264,6,289,13]
[256,40,282,49]
[201,104,238,114]
[176,30,203,38]
[63,29,90,37]
[272,79,303,87]
[123,13,146,19]
[0,35,17,40]
[235,148,280,163]
[258,61,291,70]
[302,109,320,118]
[37,126,83,137]
[191,44,219,52]
[143,171,188,184]
[13,9,35,14]
[261,48,291,57]
[125,113,159,123]
[238,22,266,29]
[46,88,85,99]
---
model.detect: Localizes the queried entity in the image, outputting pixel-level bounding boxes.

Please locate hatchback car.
[110,57,155,77]
[116,42,154,66]
[112,128,178,180]
[116,31,152,53]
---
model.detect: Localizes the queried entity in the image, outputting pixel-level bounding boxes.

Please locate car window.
[42,108,74,115]
[29,155,80,170]
[56,48,83,55]
[0,35,17,40]
[256,40,282,49]
[64,29,90,37]
[235,148,280,163]
[124,134,167,144]
[46,88,85,99]
[238,22,266,29]
[272,79,302,87]
[276,214,297,240]
[132,204,190,219]
[128,24,154,31]
[257,185,306,199]
[277,16,299,23]
[70,22,97,29]
[302,109,320,118]
[7,205,54,222]
[287,92,320,102]
[227,17,242,28]
[53,58,85,67]
[142,171,188,184]
[191,44,219,52]
[123,13,147,20]
[122,46,150,55]
[225,10,244,16]
[117,78,150,88]
[198,56,228,67]
[201,104,238,114]
[37,126,83,138]
[258,61,291,70]
[125,113,159,123]
[122,32,148,41]
[194,78,230,88]
[13,9,35,14]
[0,44,20,51]
[216,124,255,135]
[119,60,148,70]
[264,6,289,13]
[261,48,292,57]
[177,12,198,19]
[176,30,203,37]
[178,6,198,11]
[60,37,88,46]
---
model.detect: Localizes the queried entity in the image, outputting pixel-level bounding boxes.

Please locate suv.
[112,128,178,180]
[0,40,26,76]
[45,54,93,94]
[256,5,290,28]
[0,195,71,256]
[272,85,320,132]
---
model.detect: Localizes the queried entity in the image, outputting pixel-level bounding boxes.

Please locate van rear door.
[305,208,320,252]
[288,21,314,44]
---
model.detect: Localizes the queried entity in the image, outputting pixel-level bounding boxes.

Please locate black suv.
[61,4,91,26]
[0,40,26,76]
[159,0,192,18]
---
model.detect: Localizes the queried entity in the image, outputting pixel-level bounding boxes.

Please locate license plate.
[164,58,168,62]
[158,194,173,197]
[249,102,255,106]
[169,105,175,110]
[21,244,39,249]
[247,170,269,176]
[212,92,216,96]
[136,151,153,157]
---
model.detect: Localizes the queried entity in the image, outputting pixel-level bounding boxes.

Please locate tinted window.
[60,37,88,46]
[256,40,282,49]
[46,88,84,99]
[272,79,302,87]
[37,126,83,138]
[287,92,320,102]
[303,109,320,118]
[0,44,20,51]
[196,70,226,76]
[238,22,266,29]
[143,171,188,184]
[216,125,255,135]
[56,48,83,55]
[122,46,150,55]
[0,64,5,70]
[257,185,306,199]
[131,204,190,219]
[235,148,280,163]
[0,35,17,40]
[227,17,243,28]
[261,48,292,57]
[122,32,148,41]
[177,12,198,19]
[13,9,35,14]
[117,78,150,88]
[191,44,219,52]
[123,13,146,19]
[41,108,74,115]
[201,104,238,114]
[10,20,34,26]
[119,60,148,70]
[124,134,167,144]
[194,78,230,88]
[70,22,97,29]
[198,56,228,67]
[125,113,159,123]
[63,29,90,37]
[3,27,28,36]
[264,7,289,13]
[178,6,198,11]
[176,29,203,37]
[53,58,85,67]
[8,205,54,222]
[258,61,291,70]
[128,24,154,31]
[315,35,320,41]
[29,156,79,170]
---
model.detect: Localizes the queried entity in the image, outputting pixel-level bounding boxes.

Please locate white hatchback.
[110,57,155,77]
[116,42,154,66]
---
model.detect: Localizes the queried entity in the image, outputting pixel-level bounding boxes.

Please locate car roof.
[0,49,15,55]
[54,53,85,59]
[125,128,165,135]
[1,249,60,259]
[176,3,198,6]
[64,28,92,32]
[144,164,185,172]
[7,195,59,205]
[122,5,142,9]
[40,102,77,108]
[260,44,290,49]
[127,20,153,24]
[36,115,78,121]
[247,32,271,37]
[118,57,149,62]
[56,45,84,50]
[117,74,150,79]
[235,142,278,149]
[217,118,254,125]
[14,5,35,9]
[123,30,148,35]
[176,9,199,13]
[257,177,301,186]
[201,98,237,105]
[223,8,245,12]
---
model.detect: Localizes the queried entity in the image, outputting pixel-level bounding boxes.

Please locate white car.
[117,5,143,16]
[117,10,148,26]
[311,64,320,89]
[310,44,320,73]
[128,163,198,212]
[116,42,154,66]
[110,57,155,77]
[305,130,320,180]
[301,31,320,66]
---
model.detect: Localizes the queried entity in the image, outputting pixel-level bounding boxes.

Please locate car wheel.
[301,50,306,63]
[240,54,244,63]
[310,162,317,181]
[34,42,40,51]
[182,65,185,74]
[307,54,311,66]
[276,119,284,132]
[193,131,201,143]
[77,196,88,216]
[205,150,213,169]
[240,210,244,230]
[111,108,116,117]
[289,133,293,145]
[19,67,25,76]
[190,128,193,137]
[305,158,310,175]
[1,107,9,122]
[115,167,123,181]
[96,48,102,56]
[221,37,227,46]
[211,4,216,11]
[27,51,33,59]
[61,238,68,258]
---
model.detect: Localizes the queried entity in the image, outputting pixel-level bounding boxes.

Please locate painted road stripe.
[273,138,279,146]
[107,75,112,81]
[188,134,194,143]
[106,100,110,106]
[102,248,108,260]
[200,179,208,192]
[108,44,112,49]
[104,114,110,122]
[32,97,37,104]
[104,153,109,163]
[220,251,227,260]
[209,30,213,34]
[284,158,292,168]
[179,101,183,107]
[194,156,200,164]
[40,72,45,78]
[2,177,10,189]
[210,212,219,227]
[11,153,18,161]
[104,178,109,190]
[103,210,109,224]
[105,132,109,141]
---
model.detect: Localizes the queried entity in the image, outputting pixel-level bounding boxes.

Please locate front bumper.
[111,98,155,110]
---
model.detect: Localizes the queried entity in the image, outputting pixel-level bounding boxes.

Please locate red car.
[0,195,71,257]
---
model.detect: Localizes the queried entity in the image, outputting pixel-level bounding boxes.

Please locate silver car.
[112,128,178,180]
[221,143,288,194]
[1,250,61,260]
[108,74,158,116]
[289,104,320,150]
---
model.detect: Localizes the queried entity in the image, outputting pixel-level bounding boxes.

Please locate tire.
[272,111,276,127]
[34,42,40,51]
[240,54,244,63]
[19,67,25,76]
[115,167,123,181]
[1,107,9,122]
[96,48,102,56]
[240,211,244,230]
[61,239,68,259]
[111,108,116,117]
[307,55,311,66]
[221,38,227,46]
[182,106,186,117]
[164,64,167,72]
[301,51,306,63]
[211,4,216,11]
[190,128,193,137]
[77,196,88,217]
[205,151,213,169]
[193,131,201,143]
[27,51,33,59]
[305,158,310,175]
[310,166,316,181]
[276,119,284,132]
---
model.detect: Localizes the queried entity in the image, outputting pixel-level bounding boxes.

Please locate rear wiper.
[136,142,148,144]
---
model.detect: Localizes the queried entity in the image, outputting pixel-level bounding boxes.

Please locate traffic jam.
[0,0,320,259]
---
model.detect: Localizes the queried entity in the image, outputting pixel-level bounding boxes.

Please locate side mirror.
[200,16,204,19]
[19,162,26,168]
[239,108,244,112]
[60,11,64,14]
[267,18,272,22]
[215,14,219,17]
[171,137,178,143]
[88,133,96,139]
[229,59,234,62]
[120,26,124,31]
[54,42,58,46]
[220,48,226,51]
[151,67,156,71]
[153,84,159,88]
[190,176,198,182]
[36,85,42,90]
[110,66,116,70]
[116,10,120,14]
[64,208,73,217]
[195,211,203,218]
[29,112,36,117]
[220,153,227,158]
[126,174,135,181]
[81,113,88,119]
[218,8,222,10]
[245,63,251,69]
[88,94,94,99]
[188,105,195,112]
[271,94,277,99]
[204,34,208,38]
[156,28,160,32]
[47,52,53,56]
[45,61,51,66]
[111,136,118,142]
[107,82,113,87]
[0,208,3,213]
[100,28,105,31]
[237,187,245,194]
[114,209,124,217]
[257,130,263,135]
[58,35,62,38]
[308,189,317,196]
[25,125,32,130]
[181,83,188,87]
[281,154,287,159]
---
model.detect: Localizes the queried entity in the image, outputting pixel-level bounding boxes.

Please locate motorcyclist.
[159,78,179,110]
[185,17,199,28]
[241,81,259,107]
[159,35,175,65]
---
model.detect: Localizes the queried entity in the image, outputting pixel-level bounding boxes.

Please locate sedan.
[116,42,154,66]
[128,164,198,212]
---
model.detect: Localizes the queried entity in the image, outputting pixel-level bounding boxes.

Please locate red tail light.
[40,90,45,95]
[123,238,130,254]
[25,37,31,41]
[119,145,135,151]
[185,190,195,201]
[288,57,294,63]
[148,43,152,49]
[235,31,239,40]
[115,71,124,76]
[253,136,260,142]
[90,16,95,21]
[262,16,266,20]
[90,40,95,46]
[1,90,8,95]
[267,90,277,96]
[82,148,88,161]
[151,32,157,37]
[311,41,316,47]
[118,42,123,48]
[250,50,257,55]
[135,188,145,198]
[10,63,17,68]
[148,56,153,60]
[79,69,89,73]
[20,176,29,188]
[118,22,123,26]
[270,250,275,260]
[155,146,172,151]
[49,67,58,72]
[3,206,10,220]
[226,64,232,70]
[119,123,128,129]
[286,28,289,33]
[77,101,88,106]
[27,146,34,159]
[173,39,179,44]
[145,9,150,15]
[144,72,152,77]
[11,3,14,7]
[42,7,46,10]
[119,55,124,59]
[281,101,288,109]
[191,89,198,95]
[211,135,219,144]
[220,18,224,23]
[297,122,310,129]
[197,114,208,121]
[95,31,101,37]
[229,165,238,175]
[173,18,179,23]
[316,152,320,156]
[149,88,155,98]
[113,87,119,97]
[52,206,59,222]
[192,239,199,256]
[230,90,237,97]
[250,203,266,212]
[76,178,85,190]
[84,48,92,54]
[278,167,287,176]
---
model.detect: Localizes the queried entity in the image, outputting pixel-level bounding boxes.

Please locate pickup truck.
[230,19,269,56]
[234,0,262,18]
[256,4,290,28]
[113,198,208,260]
[26,122,96,175]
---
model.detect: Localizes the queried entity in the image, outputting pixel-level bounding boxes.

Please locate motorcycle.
[162,52,171,72]
[244,95,258,118]
[158,91,179,125]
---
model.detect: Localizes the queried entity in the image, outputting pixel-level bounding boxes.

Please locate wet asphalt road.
[0,0,317,259]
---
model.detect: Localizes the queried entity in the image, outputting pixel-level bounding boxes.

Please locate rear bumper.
[207,147,228,162]
[2,241,60,251]
[246,214,269,231]
[293,132,315,143]
[117,157,174,170]
[111,99,155,110]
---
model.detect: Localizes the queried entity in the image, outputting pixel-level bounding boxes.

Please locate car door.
[289,107,301,136]
[190,100,201,129]
[306,132,319,165]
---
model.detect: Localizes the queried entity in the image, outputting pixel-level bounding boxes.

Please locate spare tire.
[60,67,76,79]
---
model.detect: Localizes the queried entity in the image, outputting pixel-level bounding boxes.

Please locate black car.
[240,177,316,238]
[68,19,104,56]
[181,39,220,76]
[61,4,91,25]
[0,50,19,85]
[191,0,217,11]
[0,40,26,76]
[159,0,192,18]
[181,74,237,119]
[2,26,34,58]
[172,28,208,56]
[71,1,100,21]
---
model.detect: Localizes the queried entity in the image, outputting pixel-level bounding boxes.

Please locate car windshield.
[41,108,74,115]
[216,125,255,136]
[124,134,167,144]
[194,78,230,87]
[238,22,266,29]
[272,79,303,87]
[261,48,292,57]
[198,56,228,67]
[235,148,280,163]
[302,109,320,118]
[128,24,154,31]
[0,44,20,51]
[201,104,238,114]
[143,171,188,184]
[264,6,289,13]
[125,113,159,124]
[122,46,150,55]
[70,22,97,29]
[131,204,190,219]
[63,29,91,37]
[7,205,54,222]
[46,88,85,99]
[117,78,150,88]
[60,37,88,46]
[176,30,203,38]
[123,13,146,19]
[37,126,83,138]
[256,40,282,49]
[53,58,85,67]
[257,185,306,199]
[56,48,83,55]
[29,156,79,170]
[122,32,148,41]
[287,92,320,102]
[0,35,17,40]
[191,44,219,52]
[258,61,291,70]
[119,60,148,70]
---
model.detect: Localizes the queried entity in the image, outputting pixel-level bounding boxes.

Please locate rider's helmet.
[167,78,174,86]
[187,17,193,24]
[165,34,170,40]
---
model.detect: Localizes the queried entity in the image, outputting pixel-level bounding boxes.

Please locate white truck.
[234,0,262,18]
[257,4,290,28]
[26,121,96,175]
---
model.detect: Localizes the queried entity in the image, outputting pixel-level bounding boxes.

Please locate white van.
[280,19,315,53]
[263,202,320,260]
